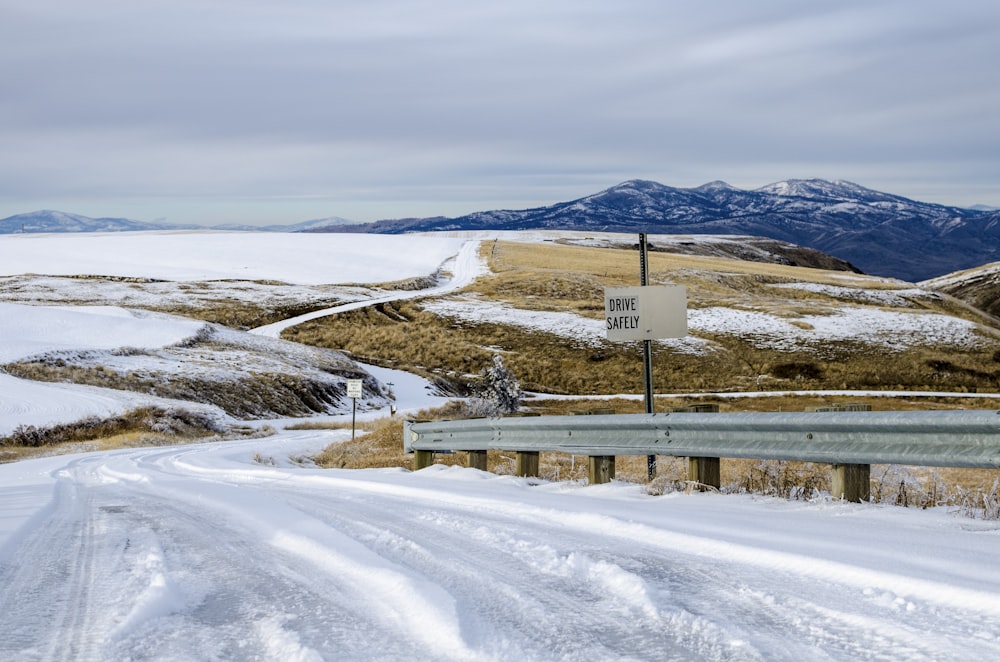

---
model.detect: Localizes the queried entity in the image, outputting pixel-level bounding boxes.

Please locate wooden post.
[588,456,615,485]
[516,451,539,477]
[413,450,434,470]
[831,463,870,502]
[467,450,488,471]
[687,456,721,490]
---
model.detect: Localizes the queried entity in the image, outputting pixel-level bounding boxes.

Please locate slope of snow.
[0,304,223,434]
[0,231,465,285]
[0,236,478,434]
[0,303,204,363]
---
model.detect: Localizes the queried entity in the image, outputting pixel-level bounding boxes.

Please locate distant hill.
[6,178,999,281]
[923,263,1000,319]
[0,210,173,234]
[0,210,352,234]
[307,179,1000,282]
[213,217,357,232]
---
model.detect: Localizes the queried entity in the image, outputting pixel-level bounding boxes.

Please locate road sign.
[347,379,363,399]
[604,285,687,342]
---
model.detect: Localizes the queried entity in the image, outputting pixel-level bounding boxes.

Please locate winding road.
[250,239,484,339]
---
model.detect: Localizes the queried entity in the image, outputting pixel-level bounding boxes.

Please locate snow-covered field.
[0,231,466,285]
[1,231,999,660]
[0,232,477,434]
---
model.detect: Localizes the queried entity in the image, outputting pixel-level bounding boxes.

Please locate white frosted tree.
[475,354,522,415]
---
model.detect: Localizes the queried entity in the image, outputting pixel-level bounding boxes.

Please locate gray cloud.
[2,0,999,224]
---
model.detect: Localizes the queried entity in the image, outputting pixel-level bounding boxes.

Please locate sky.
[2,0,999,226]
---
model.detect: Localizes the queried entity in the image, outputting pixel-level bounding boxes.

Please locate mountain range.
[305,179,1000,282]
[0,211,347,234]
[4,179,998,282]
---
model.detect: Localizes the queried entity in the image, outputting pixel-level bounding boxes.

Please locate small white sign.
[604,285,687,341]
[346,379,363,399]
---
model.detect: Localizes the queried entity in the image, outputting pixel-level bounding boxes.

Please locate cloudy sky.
[2,0,999,225]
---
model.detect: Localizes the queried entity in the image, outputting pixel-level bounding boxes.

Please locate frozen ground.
[0,231,998,660]
[1,429,998,660]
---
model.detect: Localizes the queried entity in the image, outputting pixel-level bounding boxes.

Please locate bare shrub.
[771,361,824,381]
[734,460,827,500]
[172,324,217,348]
[0,407,225,449]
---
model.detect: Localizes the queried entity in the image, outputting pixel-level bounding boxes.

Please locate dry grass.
[313,416,412,470]
[283,240,1000,397]
[283,300,1000,396]
[312,398,1000,518]
[0,406,265,463]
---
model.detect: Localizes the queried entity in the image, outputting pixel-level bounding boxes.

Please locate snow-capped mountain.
[309,179,1000,282]
[0,210,173,234]
[0,210,354,235]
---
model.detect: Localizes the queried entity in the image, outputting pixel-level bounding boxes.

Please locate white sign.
[346,379,363,399]
[604,285,687,341]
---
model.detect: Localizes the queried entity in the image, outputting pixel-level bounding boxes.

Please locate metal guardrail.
[405,410,1000,502]
[404,410,1000,469]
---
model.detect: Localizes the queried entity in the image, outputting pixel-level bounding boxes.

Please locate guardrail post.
[516,451,539,477]
[467,450,488,471]
[588,456,615,484]
[688,456,721,490]
[831,463,870,502]
[674,405,721,490]
[413,450,434,470]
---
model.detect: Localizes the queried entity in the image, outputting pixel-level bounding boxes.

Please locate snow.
[0,231,465,285]
[0,303,204,364]
[0,303,225,434]
[0,231,998,659]
[1,434,998,659]
[0,233,477,434]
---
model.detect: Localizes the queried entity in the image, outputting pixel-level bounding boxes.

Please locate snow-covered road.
[250,239,484,338]
[1,431,997,661]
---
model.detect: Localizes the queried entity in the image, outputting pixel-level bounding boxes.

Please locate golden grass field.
[284,240,1000,397]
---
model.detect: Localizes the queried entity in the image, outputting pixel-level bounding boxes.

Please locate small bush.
[771,361,824,381]
[0,407,226,449]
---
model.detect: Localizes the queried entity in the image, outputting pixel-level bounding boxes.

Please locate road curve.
[250,240,484,339]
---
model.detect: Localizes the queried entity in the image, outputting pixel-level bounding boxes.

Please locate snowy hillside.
[0,232,470,435]
[0,230,998,660]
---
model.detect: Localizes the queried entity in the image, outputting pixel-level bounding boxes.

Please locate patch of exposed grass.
[284,421,354,430]
[313,416,411,470]
[283,297,1000,396]
[4,360,355,419]
[0,407,227,454]
[283,240,1000,397]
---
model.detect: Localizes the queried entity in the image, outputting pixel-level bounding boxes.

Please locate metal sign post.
[639,233,655,479]
[603,233,688,480]
[347,379,363,440]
